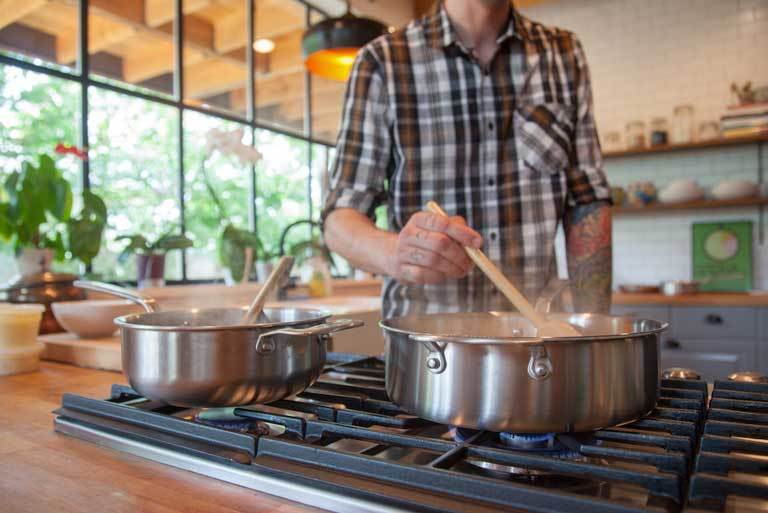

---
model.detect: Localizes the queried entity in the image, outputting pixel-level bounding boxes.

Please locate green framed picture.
[692,221,753,292]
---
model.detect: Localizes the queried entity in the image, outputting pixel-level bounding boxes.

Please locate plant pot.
[136,253,165,289]
[256,261,275,283]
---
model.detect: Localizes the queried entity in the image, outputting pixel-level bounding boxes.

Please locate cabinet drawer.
[672,307,757,339]
[661,338,758,382]
[611,305,670,322]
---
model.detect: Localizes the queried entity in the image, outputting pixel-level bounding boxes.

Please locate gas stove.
[53,353,768,513]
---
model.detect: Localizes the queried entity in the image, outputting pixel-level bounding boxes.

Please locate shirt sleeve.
[566,37,612,207]
[321,47,391,224]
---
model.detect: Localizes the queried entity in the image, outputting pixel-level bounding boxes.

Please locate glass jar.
[698,121,719,141]
[650,118,668,146]
[672,104,694,144]
[625,121,646,149]
[603,130,622,152]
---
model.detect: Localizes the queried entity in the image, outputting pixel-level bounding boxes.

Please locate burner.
[449,426,481,442]
[728,371,768,384]
[194,408,270,435]
[662,367,701,380]
[464,432,589,478]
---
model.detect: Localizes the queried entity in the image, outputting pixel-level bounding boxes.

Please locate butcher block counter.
[0,362,323,513]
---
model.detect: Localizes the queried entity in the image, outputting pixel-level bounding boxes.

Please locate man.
[322,0,612,318]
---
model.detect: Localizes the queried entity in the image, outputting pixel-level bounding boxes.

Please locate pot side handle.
[74,280,157,313]
[255,318,364,354]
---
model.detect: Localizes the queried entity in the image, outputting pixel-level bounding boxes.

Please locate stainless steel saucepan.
[381,312,666,433]
[75,280,363,407]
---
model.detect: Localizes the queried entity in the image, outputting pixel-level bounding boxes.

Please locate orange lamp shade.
[305,48,359,82]
[302,13,387,82]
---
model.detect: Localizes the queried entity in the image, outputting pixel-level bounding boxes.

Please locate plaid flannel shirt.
[323,3,611,318]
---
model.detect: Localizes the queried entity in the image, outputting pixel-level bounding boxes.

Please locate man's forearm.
[564,200,612,313]
[324,208,396,276]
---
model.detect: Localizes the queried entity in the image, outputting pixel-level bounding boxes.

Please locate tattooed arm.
[564,200,612,313]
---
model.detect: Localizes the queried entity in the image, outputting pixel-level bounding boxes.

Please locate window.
[0,1,343,284]
[0,2,78,72]
[88,88,181,281]
[255,130,311,257]
[184,111,252,280]
[0,63,81,283]
[183,1,248,116]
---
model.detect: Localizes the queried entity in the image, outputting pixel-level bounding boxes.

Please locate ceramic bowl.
[658,179,705,204]
[52,299,143,339]
[711,180,759,201]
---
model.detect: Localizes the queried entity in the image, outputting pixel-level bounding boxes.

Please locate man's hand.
[388,212,483,285]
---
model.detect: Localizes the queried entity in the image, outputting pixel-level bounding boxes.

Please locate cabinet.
[612,303,763,381]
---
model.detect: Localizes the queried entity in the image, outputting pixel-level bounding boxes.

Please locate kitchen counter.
[613,291,768,306]
[0,362,323,513]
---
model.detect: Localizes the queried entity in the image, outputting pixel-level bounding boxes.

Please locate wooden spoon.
[425,201,581,338]
[241,255,294,325]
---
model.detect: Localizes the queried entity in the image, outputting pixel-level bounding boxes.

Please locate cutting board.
[39,333,122,372]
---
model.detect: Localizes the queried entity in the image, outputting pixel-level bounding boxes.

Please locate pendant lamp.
[302,2,388,82]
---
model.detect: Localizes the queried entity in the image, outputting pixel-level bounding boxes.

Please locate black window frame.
[0,0,335,284]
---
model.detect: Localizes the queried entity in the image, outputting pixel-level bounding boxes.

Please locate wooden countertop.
[0,363,322,513]
[613,291,768,306]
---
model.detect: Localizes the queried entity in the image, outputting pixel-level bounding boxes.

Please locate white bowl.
[658,179,705,204]
[52,299,144,339]
[711,180,758,201]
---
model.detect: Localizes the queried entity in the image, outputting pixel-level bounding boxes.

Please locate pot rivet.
[427,357,440,369]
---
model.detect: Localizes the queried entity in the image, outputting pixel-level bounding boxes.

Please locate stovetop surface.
[53,353,768,513]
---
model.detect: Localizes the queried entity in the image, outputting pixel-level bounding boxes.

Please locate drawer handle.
[665,339,681,350]
[704,314,724,325]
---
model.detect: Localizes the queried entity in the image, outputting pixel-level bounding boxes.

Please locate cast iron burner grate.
[53,353,736,513]
[686,379,768,512]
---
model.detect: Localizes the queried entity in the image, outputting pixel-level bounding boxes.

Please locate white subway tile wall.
[521,0,768,290]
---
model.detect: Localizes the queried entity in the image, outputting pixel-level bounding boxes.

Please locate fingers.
[402,229,471,275]
[411,212,483,248]
[403,246,467,278]
[398,265,446,285]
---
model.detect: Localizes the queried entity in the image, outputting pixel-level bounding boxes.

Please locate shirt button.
[488,121,494,131]
[488,178,495,186]
[490,231,497,241]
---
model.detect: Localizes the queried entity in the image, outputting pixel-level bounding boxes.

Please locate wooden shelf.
[603,134,768,159]
[614,196,768,215]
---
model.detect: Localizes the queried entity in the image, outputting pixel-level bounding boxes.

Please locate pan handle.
[255,318,364,354]
[74,280,157,313]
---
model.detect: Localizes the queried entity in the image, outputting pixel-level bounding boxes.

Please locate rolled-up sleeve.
[321,47,391,223]
[566,37,611,207]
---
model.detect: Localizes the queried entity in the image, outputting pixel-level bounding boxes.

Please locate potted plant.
[202,128,265,285]
[0,152,107,333]
[116,230,193,288]
[0,153,107,272]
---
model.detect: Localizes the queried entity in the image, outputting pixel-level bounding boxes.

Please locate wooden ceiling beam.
[184,57,246,98]
[56,17,136,64]
[0,0,48,30]
[213,3,305,54]
[144,0,213,27]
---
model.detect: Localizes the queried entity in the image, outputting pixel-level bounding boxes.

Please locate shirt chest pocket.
[513,103,575,176]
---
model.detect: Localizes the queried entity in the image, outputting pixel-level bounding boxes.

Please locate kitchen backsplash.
[522,0,768,290]
[520,0,768,142]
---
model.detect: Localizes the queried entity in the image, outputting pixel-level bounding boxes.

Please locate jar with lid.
[625,121,646,149]
[650,118,668,146]
[672,104,694,144]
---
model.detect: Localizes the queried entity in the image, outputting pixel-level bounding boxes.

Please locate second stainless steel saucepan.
[382,312,666,433]
[75,280,363,407]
